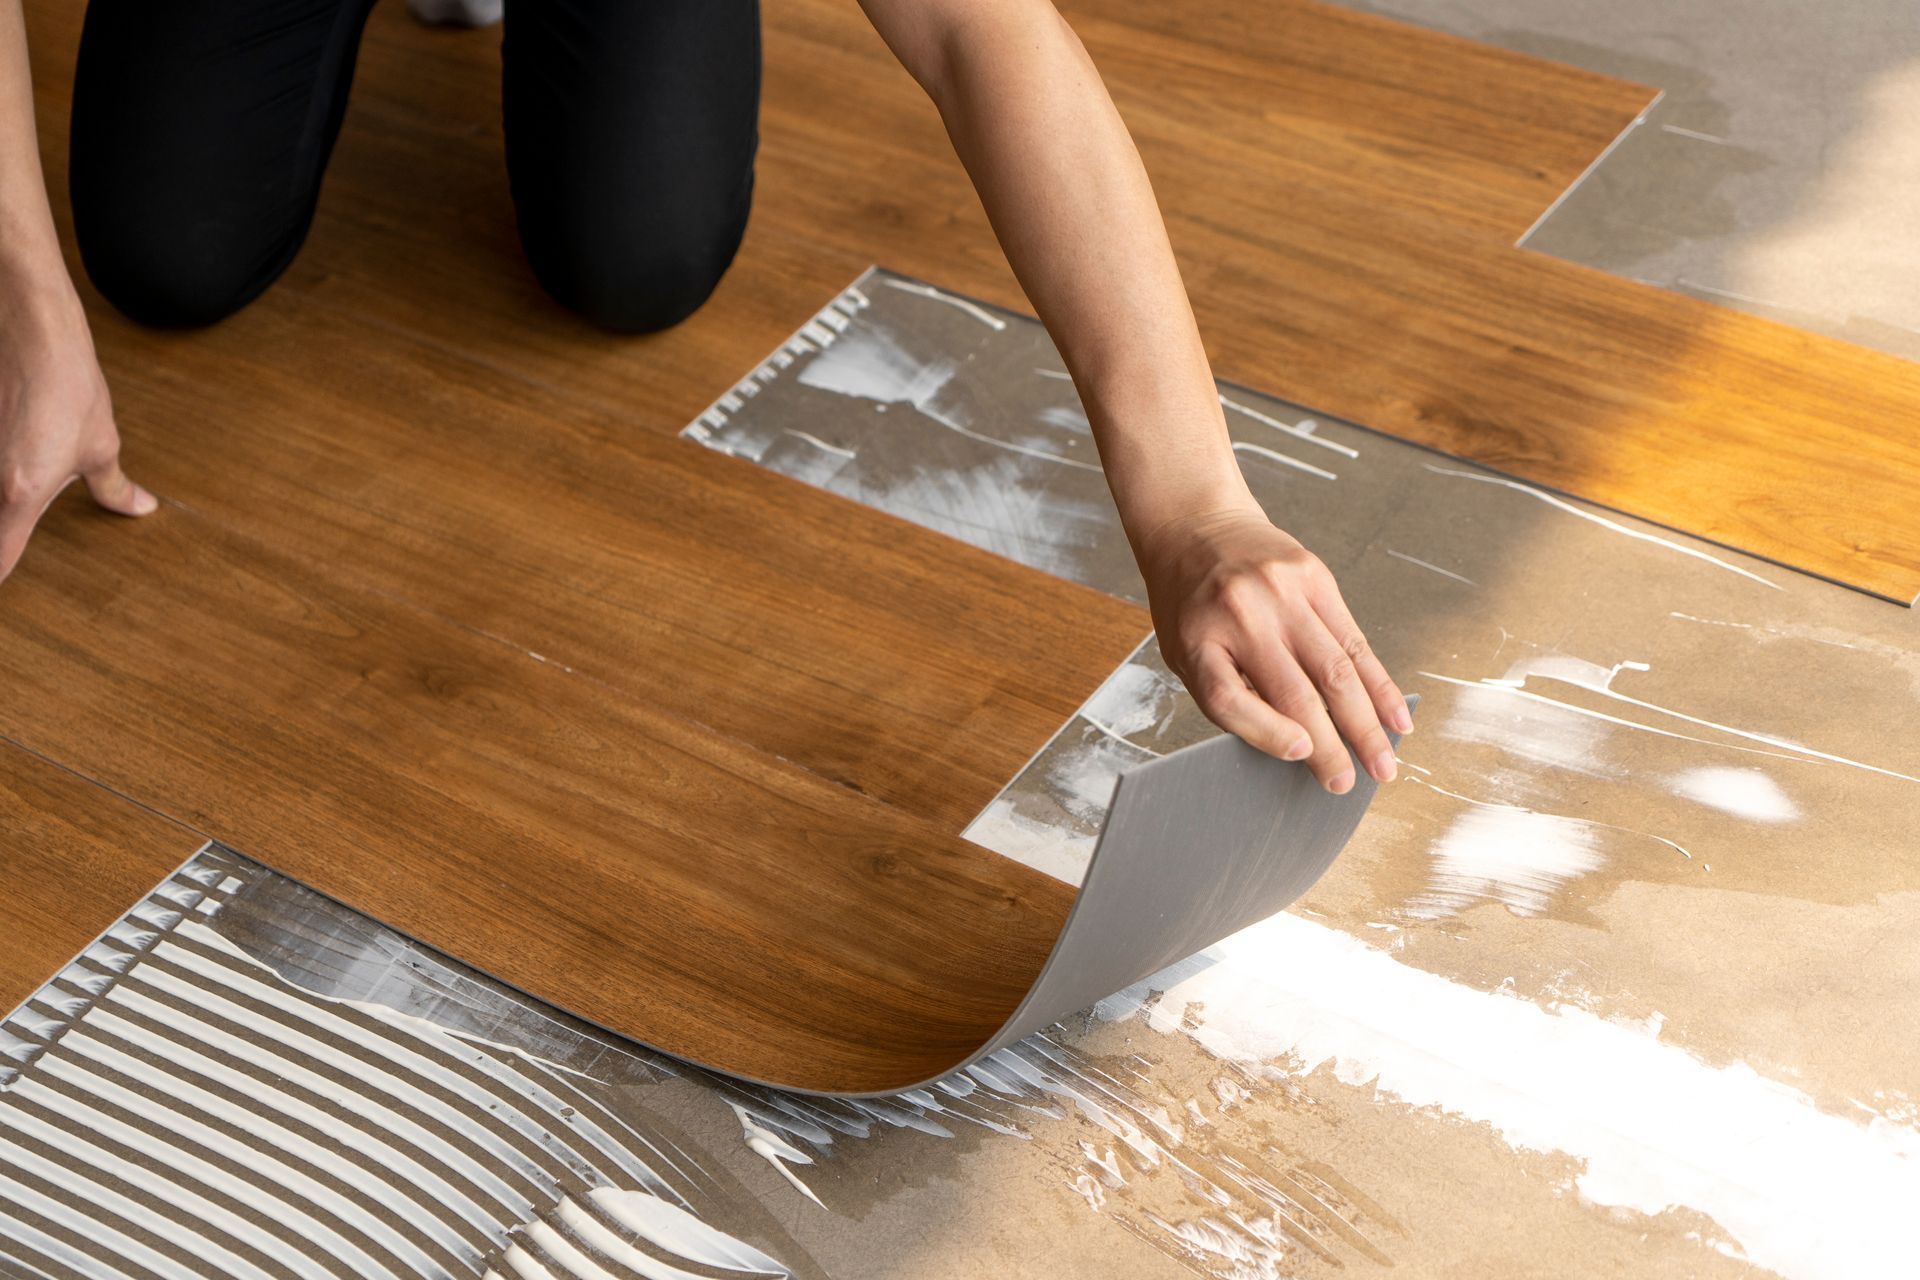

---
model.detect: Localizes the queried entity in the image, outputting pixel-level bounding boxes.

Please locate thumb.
[82,457,159,517]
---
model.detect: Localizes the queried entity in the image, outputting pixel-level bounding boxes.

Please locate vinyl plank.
[0,499,1073,1091]
[8,0,1916,1090]
[0,742,203,1012]
[75,294,1148,831]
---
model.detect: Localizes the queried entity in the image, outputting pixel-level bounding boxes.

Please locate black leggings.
[68,0,759,333]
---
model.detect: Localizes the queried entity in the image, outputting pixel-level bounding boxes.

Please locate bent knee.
[527,238,742,334]
[74,211,292,329]
[519,191,750,335]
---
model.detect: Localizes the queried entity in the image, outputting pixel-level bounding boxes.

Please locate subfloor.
[4,0,1919,1276]
[1341,0,1920,362]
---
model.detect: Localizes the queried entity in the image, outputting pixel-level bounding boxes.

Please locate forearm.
[1,0,71,308]
[866,0,1256,549]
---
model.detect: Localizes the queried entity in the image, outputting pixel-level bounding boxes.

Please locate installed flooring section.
[0,747,204,1017]
[15,1,1918,611]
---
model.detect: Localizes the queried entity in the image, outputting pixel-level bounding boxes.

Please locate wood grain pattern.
[4,0,1913,1092]
[0,742,203,1013]
[92,0,1902,600]
[1041,4,1920,602]
[61,295,1149,833]
[0,500,1077,1090]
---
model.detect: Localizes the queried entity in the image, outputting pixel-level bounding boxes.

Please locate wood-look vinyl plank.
[12,0,1137,1090]
[0,742,204,1013]
[0,501,1072,1091]
[25,2,1917,604]
[75,293,1147,831]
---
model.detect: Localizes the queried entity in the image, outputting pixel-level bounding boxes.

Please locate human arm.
[858,0,1411,791]
[0,0,154,585]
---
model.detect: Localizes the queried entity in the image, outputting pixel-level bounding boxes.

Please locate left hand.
[0,272,157,585]
[1136,503,1411,793]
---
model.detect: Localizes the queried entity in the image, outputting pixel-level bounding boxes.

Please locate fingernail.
[1284,737,1312,761]
[133,486,159,515]
[1392,708,1413,733]
[1329,771,1354,794]
[1372,750,1397,782]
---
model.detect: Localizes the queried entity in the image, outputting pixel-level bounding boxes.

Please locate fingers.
[1186,644,1314,763]
[82,458,158,517]
[1309,575,1412,736]
[1292,618,1398,786]
[1146,509,1407,792]
[1234,629,1357,793]
[0,459,156,586]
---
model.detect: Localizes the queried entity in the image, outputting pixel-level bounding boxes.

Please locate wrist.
[1120,466,1262,555]
[0,240,85,342]
[1075,366,1262,550]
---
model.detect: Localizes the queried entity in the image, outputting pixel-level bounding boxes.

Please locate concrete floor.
[1344,0,1920,361]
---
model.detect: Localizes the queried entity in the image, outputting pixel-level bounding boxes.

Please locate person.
[0,0,1411,793]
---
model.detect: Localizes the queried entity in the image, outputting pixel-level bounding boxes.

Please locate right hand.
[1136,502,1409,794]
[1,280,155,583]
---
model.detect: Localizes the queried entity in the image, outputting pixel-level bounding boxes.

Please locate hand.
[1137,503,1411,793]
[0,280,155,583]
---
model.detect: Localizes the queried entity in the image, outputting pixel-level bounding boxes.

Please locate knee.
[519,197,750,335]
[526,235,742,335]
[73,204,289,330]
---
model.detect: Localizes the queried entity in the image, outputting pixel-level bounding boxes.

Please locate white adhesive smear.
[1231,440,1338,482]
[1422,465,1782,591]
[1046,728,1157,827]
[963,796,1098,884]
[585,1188,788,1275]
[1219,394,1360,458]
[860,450,1112,582]
[1436,680,1622,780]
[796,328,958,407]
[1107,913,1920,1280]
[881,277,1008,330]
[727,1105,824,1208]
[797,327,1101,473]
[1405,805,1606,918]
[1385,548,1478,587]
[1427,656,1920,786]
[1667,765,1800,823]
[553,1199,708,1280]
[1079,658,1178,742]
